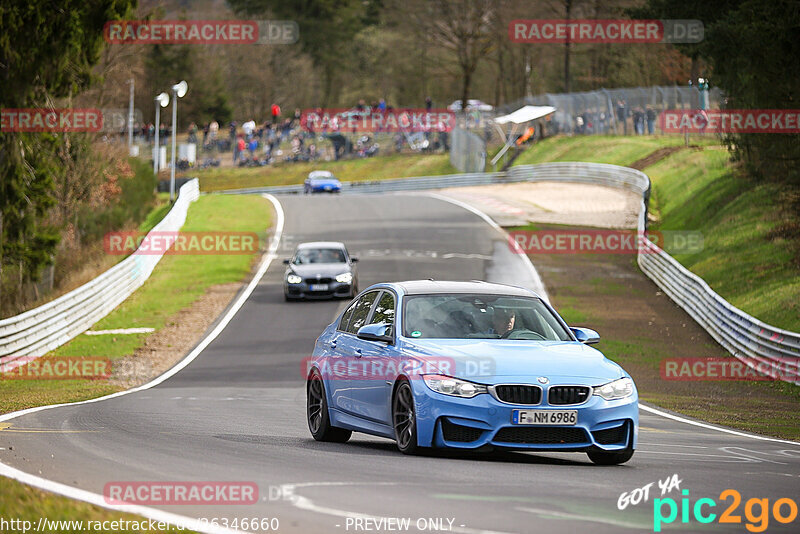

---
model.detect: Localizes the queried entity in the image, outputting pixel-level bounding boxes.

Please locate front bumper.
[410,379,638,452]
[285,280,353,299]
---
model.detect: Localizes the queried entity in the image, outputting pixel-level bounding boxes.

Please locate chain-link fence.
[499,85,723,136]
[450,126,487,173]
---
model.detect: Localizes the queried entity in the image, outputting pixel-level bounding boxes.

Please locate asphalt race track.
[2,194,799,534]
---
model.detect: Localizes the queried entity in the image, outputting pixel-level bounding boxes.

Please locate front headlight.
[335,272,353,284]
[423,374,487,398]
[593,377,634,400]
[287,274,302,284]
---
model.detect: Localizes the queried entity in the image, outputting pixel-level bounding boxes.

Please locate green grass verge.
[512,134,718,167]
[0,478,193,533]
[647,147,800,331]
[0,194,272,414]
[514,135,798,331]
[0,195,268,530]
[196,152,456,192]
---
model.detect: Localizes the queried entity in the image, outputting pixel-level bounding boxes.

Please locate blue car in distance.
[306,280,638,464]
[304,170,342,194]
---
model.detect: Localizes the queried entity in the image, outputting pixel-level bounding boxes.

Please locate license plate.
[309,284,329,291]
[512,410,577,425]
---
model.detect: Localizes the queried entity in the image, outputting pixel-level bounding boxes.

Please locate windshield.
[294,248,346,264]
[403,294,572,341]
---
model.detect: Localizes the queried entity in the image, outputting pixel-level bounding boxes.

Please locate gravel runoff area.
[440,182,641,228]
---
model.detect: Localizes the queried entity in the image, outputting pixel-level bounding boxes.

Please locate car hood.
[401,338,624,385]
[288,263,350,277]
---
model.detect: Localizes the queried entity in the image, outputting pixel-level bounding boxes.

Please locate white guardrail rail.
[0,179,200,370]
[223,162,799,384]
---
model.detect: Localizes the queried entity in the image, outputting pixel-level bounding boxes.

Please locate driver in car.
[488,308,516,337]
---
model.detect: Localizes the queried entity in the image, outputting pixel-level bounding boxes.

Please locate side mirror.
[571,327,600,345]
[357,323,392,343]
[282,259,290,265]
[350,257,359,263]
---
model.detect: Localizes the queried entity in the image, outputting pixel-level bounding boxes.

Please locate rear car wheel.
[307,372,351,442]
[393,379,419,454]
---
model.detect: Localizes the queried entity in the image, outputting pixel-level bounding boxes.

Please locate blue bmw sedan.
[306,280,638,464]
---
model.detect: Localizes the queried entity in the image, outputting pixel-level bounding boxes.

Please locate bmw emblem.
[537,376,549,384]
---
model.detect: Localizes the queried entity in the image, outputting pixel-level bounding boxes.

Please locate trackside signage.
[104,482,258,505]
[660,109,800,133]
[509,19,703,44]
[103,20,298,44]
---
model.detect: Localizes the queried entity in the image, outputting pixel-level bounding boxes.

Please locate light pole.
[169,80,188,202]
[153,92,170,175]
[127,78,135,154]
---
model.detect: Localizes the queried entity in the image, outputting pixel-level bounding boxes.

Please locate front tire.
[587,425,635,465]
[307,372,351,443]
[392,379,419,454]
[587,447,634,465]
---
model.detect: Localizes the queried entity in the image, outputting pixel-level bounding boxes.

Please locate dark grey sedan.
[283,242,359,300]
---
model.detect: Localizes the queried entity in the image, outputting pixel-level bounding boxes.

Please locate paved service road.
[1,194,798,534]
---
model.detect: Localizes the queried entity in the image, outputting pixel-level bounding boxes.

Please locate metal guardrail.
[220,163,799,383]
[0,179,200,369]
[509,163,798,384]
[5,165,796,384]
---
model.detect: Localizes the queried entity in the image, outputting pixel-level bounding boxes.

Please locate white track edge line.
[422,192,549,302]
[639,404,799,445]
[0,193,285,534]
[422,192,800,447]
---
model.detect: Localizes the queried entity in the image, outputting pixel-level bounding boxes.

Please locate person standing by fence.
[646,107,657,135]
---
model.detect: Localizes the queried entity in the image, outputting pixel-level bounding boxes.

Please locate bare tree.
[408,0,497,109]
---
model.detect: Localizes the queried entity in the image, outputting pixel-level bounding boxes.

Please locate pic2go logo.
[653,489,798,532]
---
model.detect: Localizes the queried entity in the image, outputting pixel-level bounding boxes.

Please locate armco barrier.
[220,163,799,384]
[0,179,200,369]
[509,163,799,384]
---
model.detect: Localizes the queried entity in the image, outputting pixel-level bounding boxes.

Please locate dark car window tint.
[370,292,396,327]
[338,301,357,331]
[346,291,378,334]
[403,294,572,340]
[294,248,346,264]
